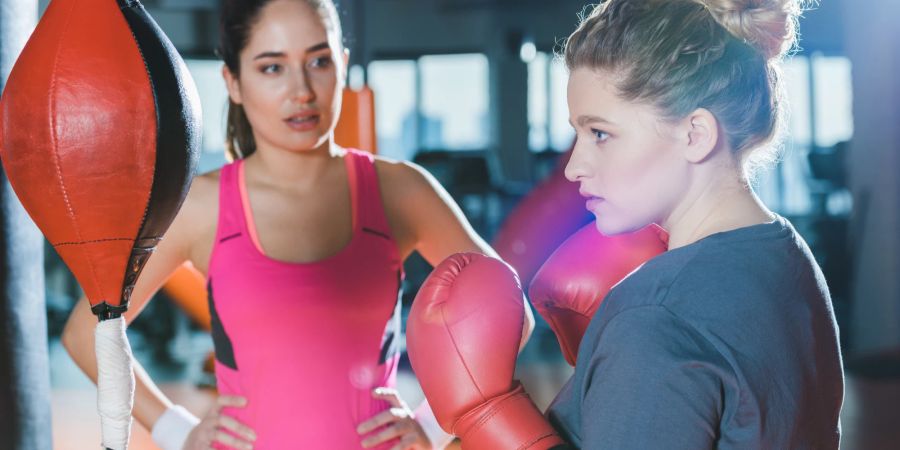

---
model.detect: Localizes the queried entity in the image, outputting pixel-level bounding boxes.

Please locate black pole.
[0,1,53,449]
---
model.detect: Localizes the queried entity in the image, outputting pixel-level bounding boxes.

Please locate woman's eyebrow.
[305,42,330,53]
[252,42,330,60]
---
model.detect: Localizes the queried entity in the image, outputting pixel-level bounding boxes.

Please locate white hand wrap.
[414,400,455,449]
[151,405,200,450]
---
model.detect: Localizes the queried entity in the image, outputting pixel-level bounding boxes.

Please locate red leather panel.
[1,0,157,306]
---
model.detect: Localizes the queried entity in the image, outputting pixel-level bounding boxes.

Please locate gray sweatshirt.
[546,216,843,449]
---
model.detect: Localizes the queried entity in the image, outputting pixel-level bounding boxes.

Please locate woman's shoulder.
[613,222,820,325]
[194,167,223,187]
[370,155,439,201]
[371,154,429,182]
[600,244,729,323]
[166,167,222,235]
[367,154,452,253]
[183,168,222,212]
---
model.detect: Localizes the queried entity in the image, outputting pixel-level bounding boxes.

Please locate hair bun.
[697,0,803,59]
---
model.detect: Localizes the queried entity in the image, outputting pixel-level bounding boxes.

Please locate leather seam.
[50,0,105,299]
[53,237,147,247]
[441,307,486,436]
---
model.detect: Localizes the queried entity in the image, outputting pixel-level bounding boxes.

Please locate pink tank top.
[207,150,403,449]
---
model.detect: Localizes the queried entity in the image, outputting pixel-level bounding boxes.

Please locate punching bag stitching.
[48,0,105,296]
[53,237,135,247]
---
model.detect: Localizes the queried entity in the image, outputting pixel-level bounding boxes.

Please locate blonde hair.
[564,0,806,173]
[698,0,802,60]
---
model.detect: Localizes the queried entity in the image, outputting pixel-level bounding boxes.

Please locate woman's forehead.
[567,70,624,117]
[568,69,670,131]
[246,1,336,53]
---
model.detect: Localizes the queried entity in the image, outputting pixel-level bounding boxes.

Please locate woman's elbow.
[60,300,92,355]
[60,319,81,355]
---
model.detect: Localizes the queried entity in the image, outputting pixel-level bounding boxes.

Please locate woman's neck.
[662,174,774,250]
[243,138,342,191]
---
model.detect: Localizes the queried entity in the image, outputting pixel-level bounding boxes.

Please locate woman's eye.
[260,64,281,74]
[591,128,610,142]
[309,57,333,69]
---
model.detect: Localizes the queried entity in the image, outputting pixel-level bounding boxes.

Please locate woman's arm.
[379,160,495,262]
[60,174,215,430]
[378,159,535,342]
[573,307,725,449]
[375,159,536,449]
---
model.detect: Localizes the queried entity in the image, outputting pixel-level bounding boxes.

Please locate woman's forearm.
[61,297,173,431]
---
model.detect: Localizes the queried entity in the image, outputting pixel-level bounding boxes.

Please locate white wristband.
[151,405,200,450]
[414,400,455,450]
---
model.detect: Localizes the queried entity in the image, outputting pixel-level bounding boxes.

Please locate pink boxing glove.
[529,223,667,366]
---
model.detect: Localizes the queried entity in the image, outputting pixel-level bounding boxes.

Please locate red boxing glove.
[492,148,593,288]
[407,253,565,450]
[529,223,667,366]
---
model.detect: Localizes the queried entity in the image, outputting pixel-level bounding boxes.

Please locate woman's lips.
[578,189,605,210]
[284,113,320,131]
[585,196,605,211]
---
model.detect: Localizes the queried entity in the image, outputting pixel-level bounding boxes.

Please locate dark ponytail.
[224,102,255,161]
[218,0,269,160]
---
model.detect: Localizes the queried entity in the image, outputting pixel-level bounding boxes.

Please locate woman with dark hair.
[61,1,533,449]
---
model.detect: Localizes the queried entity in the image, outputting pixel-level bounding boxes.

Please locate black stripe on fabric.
[362,227,390,241]
[207,279,238,370]
[116,0,200,307]
[218,232,242,243]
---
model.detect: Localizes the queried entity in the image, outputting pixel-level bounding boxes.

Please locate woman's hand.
[183,395,256,450]
[357,388,433,450]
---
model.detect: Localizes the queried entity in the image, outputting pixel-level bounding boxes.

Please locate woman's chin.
[593,214,646,237]
[273,133,330,153]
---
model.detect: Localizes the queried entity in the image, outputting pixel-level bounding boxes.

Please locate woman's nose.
[564,142,589,182]
[289,68,315,104]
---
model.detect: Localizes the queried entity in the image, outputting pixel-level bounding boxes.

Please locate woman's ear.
[222,64,243,105]
[682,108,719,164]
